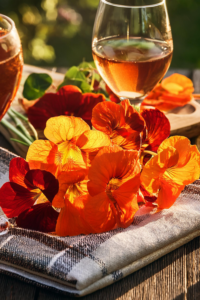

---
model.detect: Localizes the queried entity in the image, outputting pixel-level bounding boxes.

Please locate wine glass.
[92,0,173,104]
[0,14,23,119]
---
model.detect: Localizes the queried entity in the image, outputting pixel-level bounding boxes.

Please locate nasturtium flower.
[0,157,59,232]
[21,85,106,129]
[92,100,145,150]
[84,145,141,233]
[27,116,111,176]
[142,74,194,111]
[52,163,93,236]
[141,108,170,152]
[141,136,200,209]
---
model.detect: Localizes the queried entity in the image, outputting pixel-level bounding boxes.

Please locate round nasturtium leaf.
[23,73,53,100]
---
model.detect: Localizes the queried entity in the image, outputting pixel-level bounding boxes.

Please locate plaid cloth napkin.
[0,147,200,297]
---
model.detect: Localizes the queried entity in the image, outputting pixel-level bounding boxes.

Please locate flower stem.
[7,110,34,142]
[9,108,28,122]
[143,150,157,156]
[0,119,32,146]
[10,108,38,140]
[10,138,30,147]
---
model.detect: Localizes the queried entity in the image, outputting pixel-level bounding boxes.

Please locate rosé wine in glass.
[92,0,173,103]
[0,15,23,119]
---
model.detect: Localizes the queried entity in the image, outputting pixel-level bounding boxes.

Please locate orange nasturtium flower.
[142,73,194,111]
[92,100,145,150]
[141,136,200,209]
[83,145,141,233]
[26,116,111,177]
[52,163,94,236]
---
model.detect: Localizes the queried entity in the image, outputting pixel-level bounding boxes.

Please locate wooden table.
[0,68,200,300]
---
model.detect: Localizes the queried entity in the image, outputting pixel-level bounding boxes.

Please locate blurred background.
[0,0,199,69]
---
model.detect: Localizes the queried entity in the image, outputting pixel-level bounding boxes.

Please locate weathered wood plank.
[0,273,37,300]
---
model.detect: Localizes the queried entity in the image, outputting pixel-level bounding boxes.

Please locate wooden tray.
[1,65,200,158]
[166,99,200,138]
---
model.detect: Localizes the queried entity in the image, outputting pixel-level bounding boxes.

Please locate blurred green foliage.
[0,0,199,68]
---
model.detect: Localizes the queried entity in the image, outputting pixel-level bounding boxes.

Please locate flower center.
[31,188,48,204]
[106,178,120,202]
[106,178,123,225]
[67,183,84,204]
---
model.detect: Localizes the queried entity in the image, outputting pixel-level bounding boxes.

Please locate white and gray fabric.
[0,148,200,297]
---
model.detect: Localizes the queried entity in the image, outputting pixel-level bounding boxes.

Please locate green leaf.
[89,61,97,69]
[78,61,96,75]
[23,73,53,100]
[80,81,91,93]
[58,66,89,92]
[66,66,86,81]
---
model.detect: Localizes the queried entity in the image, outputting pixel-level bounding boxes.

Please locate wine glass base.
[120,97,144,106]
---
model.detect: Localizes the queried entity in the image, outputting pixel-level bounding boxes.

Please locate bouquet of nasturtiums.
[0,73,200,237]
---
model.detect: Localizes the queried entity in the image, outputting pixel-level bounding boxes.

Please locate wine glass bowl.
[0,14,23,120]
[92,0,173,102]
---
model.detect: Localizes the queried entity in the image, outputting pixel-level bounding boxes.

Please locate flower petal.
[57,142,85,166]
[164,156,199,186]
[92,102,124,135]
[26,86,83,130]
[53,167,87,208]
[77,93,105,126]
[141,109,170,152]
[112,174,140,227]
[112,131,142,150]
[55,195,94,236]
[26,140,60,176]
[9,158,30,188]
[76,130,111,152]
[161,74,194,94]
[84,192,116,233]
[121,99,145,132]
[141,147,179,194]
[158,136,191,167]
[24,170,59,203]
[0,182,37,218]
[156,179,184,209]
[16,203,59,232]
[88,146,140,196]
[44,116,90,144]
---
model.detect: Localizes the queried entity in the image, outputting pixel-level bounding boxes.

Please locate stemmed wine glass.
[92,0,173,103]
[0,14,23,119]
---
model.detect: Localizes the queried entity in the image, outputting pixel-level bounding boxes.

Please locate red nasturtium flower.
[92,100,145,150]
[141,108,170,153]
[141,136,200,209]
[142,74,194,111]
[83,145,141,233]
[26,116,111,176]
[0,158,59,232]
[21,85,106,129]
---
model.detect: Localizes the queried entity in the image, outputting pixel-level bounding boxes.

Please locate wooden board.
[167,99,200,138]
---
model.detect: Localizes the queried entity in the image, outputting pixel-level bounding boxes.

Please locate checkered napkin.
[0,148,200,297]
